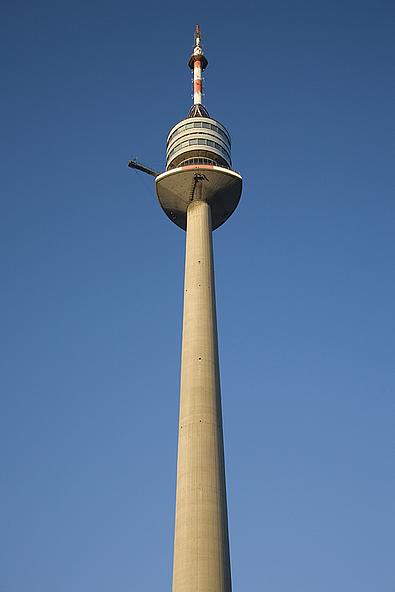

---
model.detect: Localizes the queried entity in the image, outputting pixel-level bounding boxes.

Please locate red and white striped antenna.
[188,24,208,106]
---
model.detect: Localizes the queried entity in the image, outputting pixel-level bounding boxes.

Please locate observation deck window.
[167,137,231,162]
[168,133,231,160]
[180,157,217,166]
[168,121,231,146]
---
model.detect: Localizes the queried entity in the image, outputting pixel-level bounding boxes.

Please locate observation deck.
[156,111,242,231]
[166,116,232,170]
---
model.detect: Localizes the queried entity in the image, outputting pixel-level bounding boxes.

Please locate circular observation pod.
[166,117,232,170]
[156,116,242,231]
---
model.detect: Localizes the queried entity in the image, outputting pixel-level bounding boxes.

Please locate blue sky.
[1,1,394,590]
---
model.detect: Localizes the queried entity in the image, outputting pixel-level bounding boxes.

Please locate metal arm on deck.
[128,159,159,177]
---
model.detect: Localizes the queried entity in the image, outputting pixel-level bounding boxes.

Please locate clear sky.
[1,1,394,590]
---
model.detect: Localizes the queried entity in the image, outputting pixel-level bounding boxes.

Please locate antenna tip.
[188,23,208,70]
[195,24,201,46]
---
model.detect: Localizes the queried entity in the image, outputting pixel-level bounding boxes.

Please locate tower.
[130,25,242,592]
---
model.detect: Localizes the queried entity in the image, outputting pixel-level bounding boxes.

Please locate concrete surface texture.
[172,199,232,592]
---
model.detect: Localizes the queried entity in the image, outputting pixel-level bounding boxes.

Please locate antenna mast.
[188,24,208,106]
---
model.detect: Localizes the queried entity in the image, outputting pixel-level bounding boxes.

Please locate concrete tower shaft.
[173,199,231,592]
